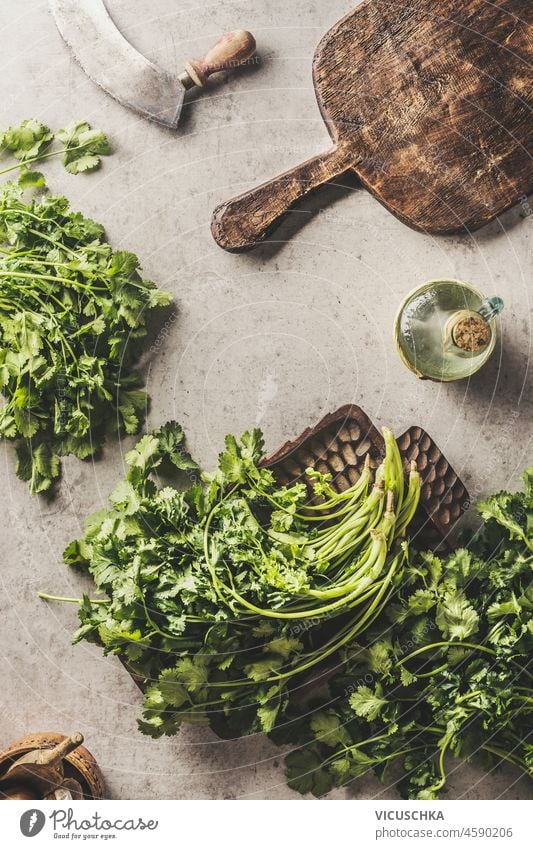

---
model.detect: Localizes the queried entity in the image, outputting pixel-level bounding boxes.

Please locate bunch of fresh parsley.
[43,419,532,798]
[49,421,420,738]
[0,176,172,491]
[282,469,533,799]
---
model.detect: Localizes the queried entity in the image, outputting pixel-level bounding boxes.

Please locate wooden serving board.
[212,0,533,251]
[262,404,469,551]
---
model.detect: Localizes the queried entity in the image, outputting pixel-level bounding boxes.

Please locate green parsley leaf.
[310,711,350,747]
[56,121,110,174]
[349,684,389,721]
[18,166,46,188]
[435,592,480,641]
[1,119,53,161]
[285,749,333,797]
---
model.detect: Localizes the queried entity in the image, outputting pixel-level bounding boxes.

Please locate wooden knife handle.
[186,31,256,86]
[211,146,355,252]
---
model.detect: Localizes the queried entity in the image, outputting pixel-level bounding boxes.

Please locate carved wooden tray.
[262,404,468,551]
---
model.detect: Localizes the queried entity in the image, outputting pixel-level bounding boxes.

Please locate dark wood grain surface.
[262,404,468,550]
[212,0,532,251]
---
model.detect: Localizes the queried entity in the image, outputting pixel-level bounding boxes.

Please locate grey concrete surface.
[0,0,531,800]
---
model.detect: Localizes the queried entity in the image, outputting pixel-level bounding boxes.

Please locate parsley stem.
[515,686,533,695]
[322,734,429,769]
[269,553,401,681]
[414,723,444,735]
[0,142,90,177]
[396,641,497,667]
[397,642,533,682]
[413,728,530,779]
[261,468,372,522]
[38,591,108,604]
[2,253,107,283]
[0,268,83,287]
[0,286,77,366]
[321,732,392,765]
[481,744,528,773]
[27,228,79,259]
[435,739,451,789]
[1,280,74,315]
[455,689,483,704]
[412,663,447,679]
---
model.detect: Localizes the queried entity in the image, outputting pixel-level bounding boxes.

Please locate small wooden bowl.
[0,732,105,800]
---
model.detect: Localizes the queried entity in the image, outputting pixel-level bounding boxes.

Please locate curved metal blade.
[49,0,184,129]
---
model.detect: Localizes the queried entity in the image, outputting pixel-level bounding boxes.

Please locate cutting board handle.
[211,145,355,252]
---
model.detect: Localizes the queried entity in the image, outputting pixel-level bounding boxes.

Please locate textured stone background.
[0,0,531,799]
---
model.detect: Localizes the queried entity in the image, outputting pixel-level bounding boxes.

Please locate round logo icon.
[20,809,46,837]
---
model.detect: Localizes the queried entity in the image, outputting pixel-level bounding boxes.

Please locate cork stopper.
[452,312,491,352]
[445,309,491,354]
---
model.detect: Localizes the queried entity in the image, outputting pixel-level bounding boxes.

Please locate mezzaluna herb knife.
[40,421,421,737]
[0,121,171,492]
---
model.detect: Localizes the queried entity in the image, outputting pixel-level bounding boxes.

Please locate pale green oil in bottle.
[394,280,504,382]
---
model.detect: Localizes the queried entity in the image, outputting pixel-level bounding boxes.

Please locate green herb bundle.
[0,181,172,492]
[283,469,533,799]
[52,422,420,737]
